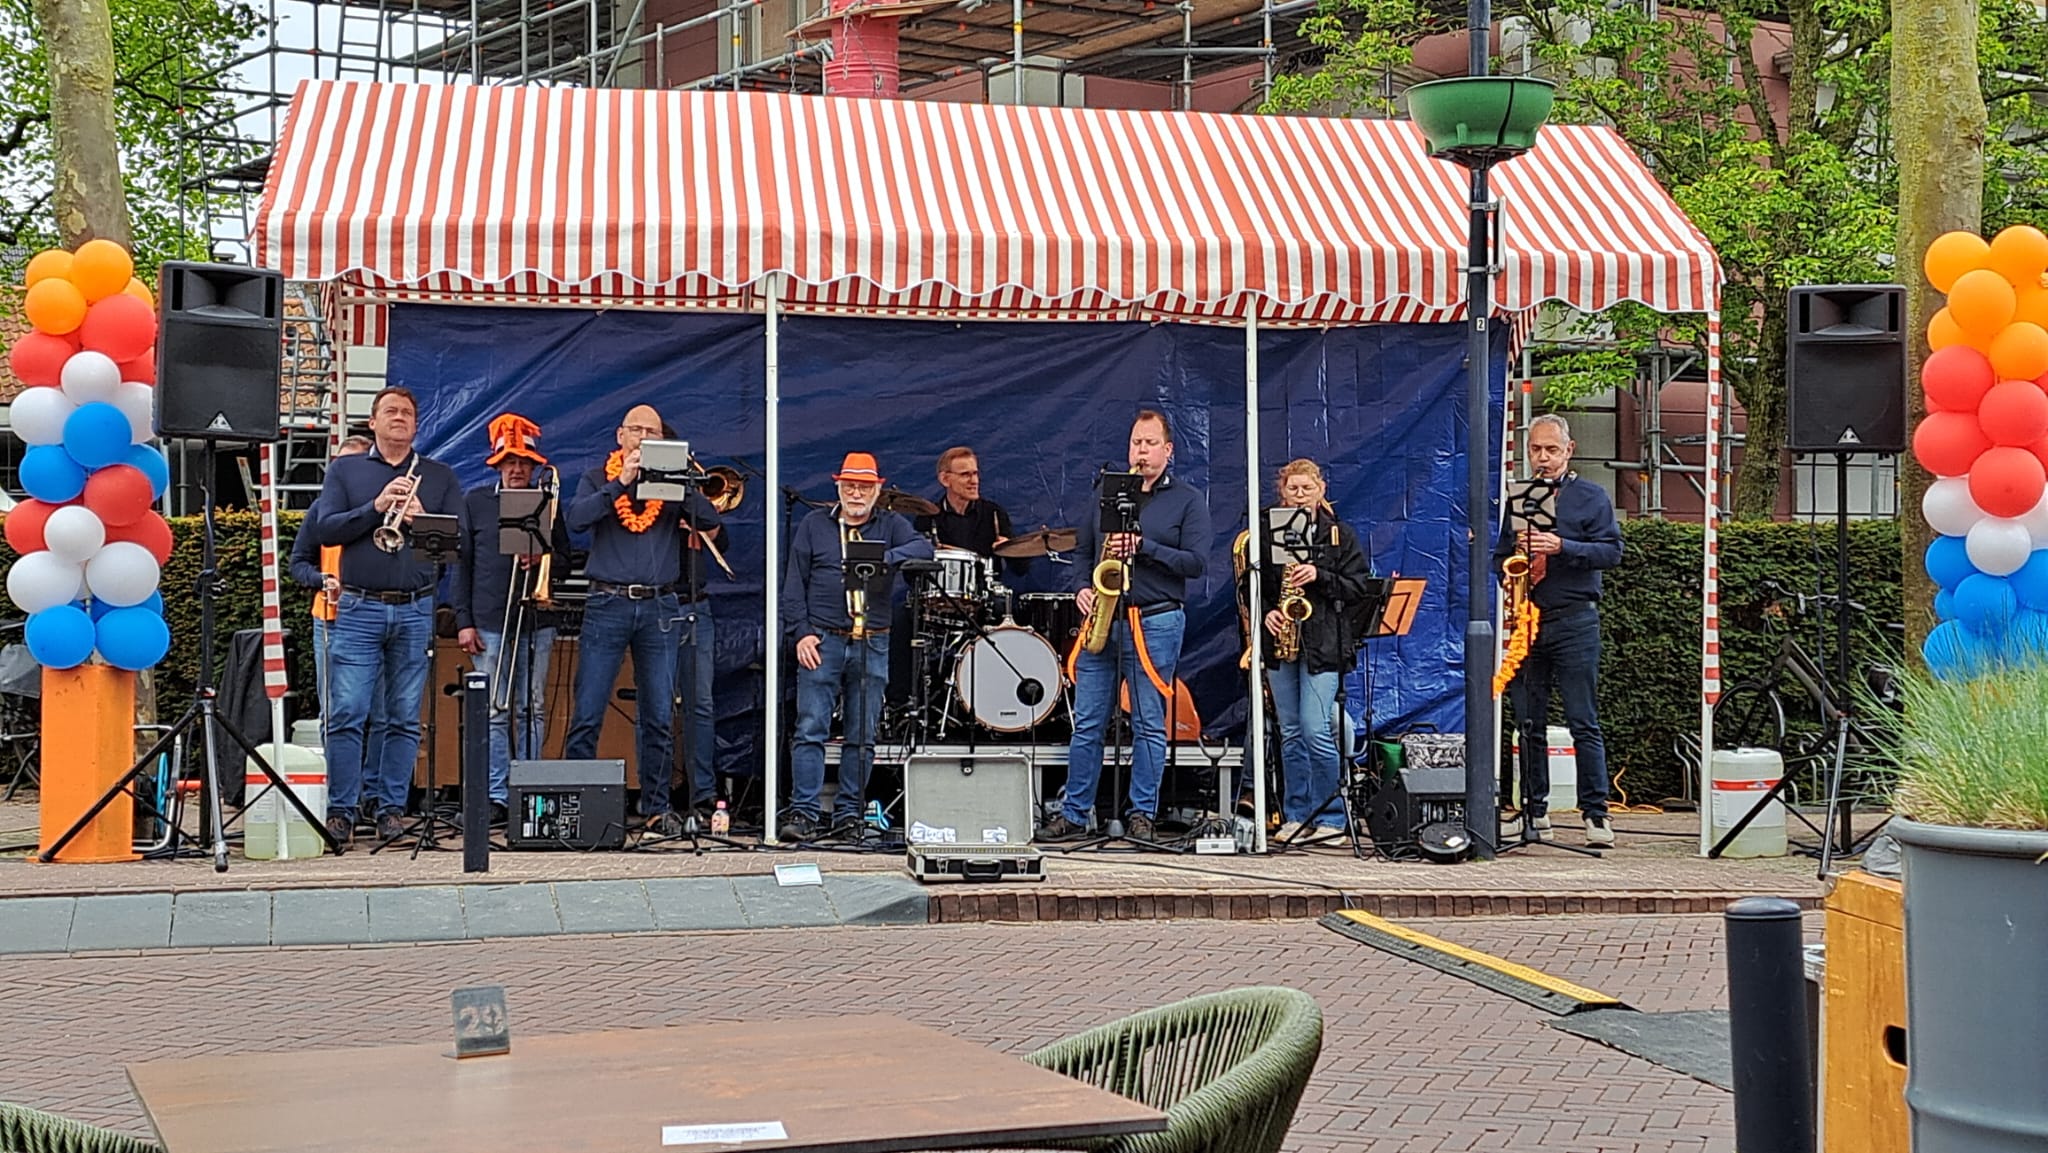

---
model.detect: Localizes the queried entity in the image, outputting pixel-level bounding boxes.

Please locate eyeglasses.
[621,424,663,436]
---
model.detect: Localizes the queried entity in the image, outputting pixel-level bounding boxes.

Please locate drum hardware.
[992,526,1079,559]
[878,489,940,517]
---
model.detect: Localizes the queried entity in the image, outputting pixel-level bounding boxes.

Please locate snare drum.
[953,624,1063,732]
[924,547,988,618]
[1017,592,1083,655]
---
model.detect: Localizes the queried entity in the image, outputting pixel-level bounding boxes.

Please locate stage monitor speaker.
[506,759,627,850]
[155,262,284,443]
[1786,284,1907,454]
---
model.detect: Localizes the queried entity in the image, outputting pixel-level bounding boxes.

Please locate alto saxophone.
[1080,534,1127,654]
[1271,565,1314,662]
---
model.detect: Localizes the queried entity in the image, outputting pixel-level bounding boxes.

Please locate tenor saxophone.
[1079,535,1126,654]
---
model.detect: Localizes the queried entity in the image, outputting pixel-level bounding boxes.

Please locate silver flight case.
[902,753,1045,883]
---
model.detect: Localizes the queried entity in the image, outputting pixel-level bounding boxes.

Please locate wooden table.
[127,1015,1168,1153]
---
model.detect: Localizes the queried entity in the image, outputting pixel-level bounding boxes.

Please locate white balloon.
[42,506,106,564]
[2019,491,2048,549]
[1967,517,2034,577]
[6,550,84,614]
[111,381,156,445]
[10,386,77,447]
[83,541,161,607]
[1923,477,1989,538]
[59,350,121,405]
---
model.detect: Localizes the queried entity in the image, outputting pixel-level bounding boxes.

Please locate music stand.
[496,487,553,826]
[374,514,465,855]
[1505,477,1560,536]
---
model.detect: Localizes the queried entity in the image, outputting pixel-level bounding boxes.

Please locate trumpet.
[372,454,421,553]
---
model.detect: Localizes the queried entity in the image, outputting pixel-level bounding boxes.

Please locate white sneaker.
[1276,821,1305,841]
[1585,815,1615,848]
[1531,814,1552,833]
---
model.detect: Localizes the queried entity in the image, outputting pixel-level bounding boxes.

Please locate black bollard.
[461,672,490,873]
[1725,897,1814,1153]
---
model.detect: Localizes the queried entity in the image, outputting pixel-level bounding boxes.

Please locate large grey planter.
[1893,816,2048,1152]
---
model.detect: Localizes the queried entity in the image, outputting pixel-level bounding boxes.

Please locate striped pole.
[1699,311,1724,854]
[258,444,294,857]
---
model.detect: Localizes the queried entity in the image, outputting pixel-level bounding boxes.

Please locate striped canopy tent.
[256,78,1729,851]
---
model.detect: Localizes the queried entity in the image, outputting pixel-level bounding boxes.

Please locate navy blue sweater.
[564,466,722,590]
[782,508,933,641]
[308,449,465,593]
[1491,473,1623,610]
[288,522,323,589]
[450,485,577,632]
[1068,473,1211,609]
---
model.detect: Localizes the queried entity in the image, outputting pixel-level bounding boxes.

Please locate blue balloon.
[92,591,163,621]
[1954,573,2018,635]
[2011,550,2048,611]
[94,606,170,672]
[1925,620,2000,682]
[26,605,96,670]
[62,402,133,471]
[122,444,170,500]
[1926,534,1977,592]
[19,444,87,503]
[2007,610,2048,666]
[1934,589,1957,621]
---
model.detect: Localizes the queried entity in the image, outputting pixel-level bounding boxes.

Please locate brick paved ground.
[0,914,1751,1152]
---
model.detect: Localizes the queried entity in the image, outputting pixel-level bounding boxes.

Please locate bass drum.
[1016,592,1083,658]
[953,624,1063,733]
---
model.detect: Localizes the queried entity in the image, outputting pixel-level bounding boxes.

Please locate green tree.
[1,0,257,271]
[1269,0,2048,521]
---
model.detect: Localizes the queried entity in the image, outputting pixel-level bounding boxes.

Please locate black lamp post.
[1405,23,1554,861]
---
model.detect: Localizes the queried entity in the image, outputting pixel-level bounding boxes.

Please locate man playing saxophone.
[307,387,464,850]
[1235,460,1373,839]
[1039,410,1210,845]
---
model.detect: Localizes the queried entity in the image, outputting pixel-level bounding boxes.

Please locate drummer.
[916,447,1020,568]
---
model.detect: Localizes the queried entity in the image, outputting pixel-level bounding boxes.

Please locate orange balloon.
[1927,231,1993,293]
[2015,287,2048,331]
[121,276,154,311]
[24,249,72,287]
[1951,268,2019,340]
[1929,307,1974,351]
[68,238,134,303]
[1991,225,2048,290]
[23,277,88,335]
[1991,322,2048,382]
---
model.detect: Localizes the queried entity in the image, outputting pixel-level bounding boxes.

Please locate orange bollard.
[38,664,139,863]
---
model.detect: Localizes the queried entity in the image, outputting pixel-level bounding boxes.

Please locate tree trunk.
[1894,0,1986,657]
[1731,297,1789,520]
[32,0,131,248]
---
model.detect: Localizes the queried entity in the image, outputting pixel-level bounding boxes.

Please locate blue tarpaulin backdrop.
[388,305,1506,778]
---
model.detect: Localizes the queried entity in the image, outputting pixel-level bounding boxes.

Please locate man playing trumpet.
[307,387,464,849]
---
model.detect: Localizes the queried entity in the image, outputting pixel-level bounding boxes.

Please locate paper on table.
[772,863,822,887]
[661,1122,789,1145]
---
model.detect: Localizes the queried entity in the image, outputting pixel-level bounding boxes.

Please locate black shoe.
[1036,814,1088,842]
[1125,813,1157,842]
[778,812,822,843]
[325,816,354,852]
[488,801,509,828]
[830,814,867,841]
[647,811,688,838]
[375,811,406,843]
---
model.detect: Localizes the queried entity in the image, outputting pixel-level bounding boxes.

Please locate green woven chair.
[1019,985,1324,1153]
[0,1103,160,1153]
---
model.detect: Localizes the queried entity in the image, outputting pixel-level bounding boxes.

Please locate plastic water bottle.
[1233,815,1255,854]
[710,801,730,836]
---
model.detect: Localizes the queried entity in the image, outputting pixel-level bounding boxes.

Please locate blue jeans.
[672,602,717,810]
[790,632,890,822]
[1063,608,1185,824]
[472,626,556,804]
[311,616,387,811]
[566,592,677,815]
[1509,605,1609,819]
[1269,660,1345,829]
[324,594,433,821]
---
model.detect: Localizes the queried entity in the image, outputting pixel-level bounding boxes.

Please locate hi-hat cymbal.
[878,489,939,516]
[994,527,1079,558]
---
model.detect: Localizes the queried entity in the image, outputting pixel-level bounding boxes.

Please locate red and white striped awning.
[257,79,1720,325]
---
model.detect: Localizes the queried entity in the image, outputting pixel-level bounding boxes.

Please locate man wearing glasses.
[563,405,723,837]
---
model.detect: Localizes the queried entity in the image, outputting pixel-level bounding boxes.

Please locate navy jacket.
[1238,506,1375,674]
[1491,473,1623,611]
[564,466,722,590]
[1069,473,1211,609]
[450,484,576,632]
[288,522,323,589]
[782,507,933,641]
[308,448,465,593]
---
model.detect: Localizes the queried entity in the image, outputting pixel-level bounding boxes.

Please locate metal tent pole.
[1461,0,1499,859]
[1245,313,1266,852]
[764,273,784,843]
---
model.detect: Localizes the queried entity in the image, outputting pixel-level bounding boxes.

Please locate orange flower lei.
[606,450,664,532]
[1493,600,1542,696]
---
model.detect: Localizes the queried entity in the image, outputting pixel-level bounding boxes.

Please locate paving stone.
[368,886,466,942]
[461,884,562,939]
[553,881,655,935]
[272,889,372,946]
[643,877,746,931]
[66,893,172,952]
[168,891,274,949]
[822,874,928,926]
[731,873,837,929]
[0,898,77,954]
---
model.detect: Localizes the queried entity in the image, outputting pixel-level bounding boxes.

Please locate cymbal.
[878,489,939,516]
[994,527,1079,558]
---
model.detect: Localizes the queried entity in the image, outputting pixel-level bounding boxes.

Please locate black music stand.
[374,514,466,855]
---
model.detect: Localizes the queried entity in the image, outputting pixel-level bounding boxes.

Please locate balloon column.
[4,241,173,672]
[1916,225,2048,679]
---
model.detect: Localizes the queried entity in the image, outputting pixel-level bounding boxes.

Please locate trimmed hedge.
[0,512,1904,802]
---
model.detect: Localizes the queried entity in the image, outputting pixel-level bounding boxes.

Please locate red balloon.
[1916,410,1994,477]
[105,510,173,565]
[83,465,154,528]
[2028,436,2048,473]
[2,500,62,554]
[77,292,157,362]
[117,351,156,385]
[7,331,78,389]
[1924,345,1998,412]
[1980,379,2048,445]
[1971,446,2048,518]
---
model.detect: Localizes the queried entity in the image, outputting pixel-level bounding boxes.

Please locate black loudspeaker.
[1786,284,1907,453]
[505,759,628,850]
[1365,766,1469,863]
[155,262,284,442]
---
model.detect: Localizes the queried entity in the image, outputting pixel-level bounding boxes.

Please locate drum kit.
[879,490,1082,744]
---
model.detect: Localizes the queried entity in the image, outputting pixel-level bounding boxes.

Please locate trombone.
[491,464,558,713]
[686,457,743,578]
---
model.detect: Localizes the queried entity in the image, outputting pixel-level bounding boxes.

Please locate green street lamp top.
[1405,76,1557,169]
